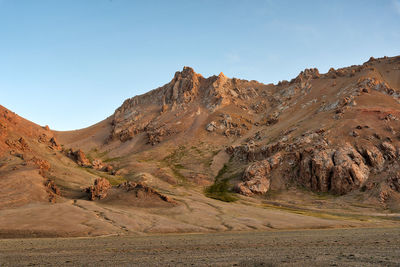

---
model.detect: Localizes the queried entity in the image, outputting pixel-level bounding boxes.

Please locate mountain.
[1,55,400,237]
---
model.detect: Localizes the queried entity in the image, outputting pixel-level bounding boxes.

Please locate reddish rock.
[291,68,320,84]
[30,157,51,177]
[38,133,48,143]
[5,137,30,151]
[44,179,61,203]
[91,158,114,173]
[68,149,91,167]
[146,126,173,145]
[86,178,112,200]
[91,159,104,170]
[49,137,62,151]
[236,159,271,196]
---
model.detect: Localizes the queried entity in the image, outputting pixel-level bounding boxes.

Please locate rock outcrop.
[330,145,369,194]
[86,178,112,200]
[357,142,384,170]
[235,153,282,196]
[44,179,61,203]
[67,149,91,167]
[236,160,271,196]
[29,157,51,177]
[66,149,115,174]
[117,181,175,203]
[85,179,175,203]
[299,149,334,192]
[108,67,263,143]
[387,172,400,192]
[49,137,62,151]
[232,131,400,196]
[91,158,113,173]
[5,137,30,151]
[146,125,174,145]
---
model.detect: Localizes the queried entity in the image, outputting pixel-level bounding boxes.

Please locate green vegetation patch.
[103,156,122,163]
[161,146,189,185]
[205,164,238,202]
[86,148,110,162]
[205,179,238,202]
[106,175,127,186]
[83,167,126,186]
[163,145,186,163]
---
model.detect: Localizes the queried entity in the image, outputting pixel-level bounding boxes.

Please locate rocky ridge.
[102,55,400,207]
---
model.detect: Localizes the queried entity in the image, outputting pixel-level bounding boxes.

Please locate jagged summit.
[109,65,269,142]
[174,66,200,79]
[110,56,400,144]
[218,72,227,78]
[105,55,400,204]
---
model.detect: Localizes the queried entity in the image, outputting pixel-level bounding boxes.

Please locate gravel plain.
[1,227,400,266]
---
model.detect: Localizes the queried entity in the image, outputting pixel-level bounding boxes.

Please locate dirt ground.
[1,227,399,266]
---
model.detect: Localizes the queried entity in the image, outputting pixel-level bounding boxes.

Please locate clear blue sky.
[1,0,399,130]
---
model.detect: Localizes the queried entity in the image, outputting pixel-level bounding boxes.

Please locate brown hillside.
[1,56,400,238]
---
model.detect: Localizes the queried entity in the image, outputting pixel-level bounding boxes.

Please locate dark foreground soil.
[1,227,399,266]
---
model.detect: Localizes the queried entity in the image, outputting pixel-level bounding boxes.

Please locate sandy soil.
[1,227,399,266]
[1,185,399,239]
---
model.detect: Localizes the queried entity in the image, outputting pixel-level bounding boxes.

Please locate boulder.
[206,121,217,132]
[236,160,271,196]
[235,178,270,196]
[92,159,105,170]
[90,158,114,173]
[69,149,91,167]
[49,137,62,151]
[86,178,112,200]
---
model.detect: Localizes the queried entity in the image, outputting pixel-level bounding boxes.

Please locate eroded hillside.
[1,56,400,238]
[58,55,400,210]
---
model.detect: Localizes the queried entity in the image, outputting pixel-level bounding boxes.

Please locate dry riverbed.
[1,227,400,266]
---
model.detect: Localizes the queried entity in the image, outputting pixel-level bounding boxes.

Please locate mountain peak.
[174,66,200,79]
[218,72,226,78]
